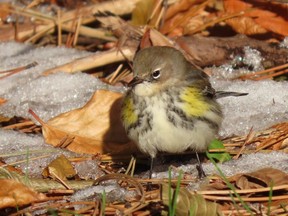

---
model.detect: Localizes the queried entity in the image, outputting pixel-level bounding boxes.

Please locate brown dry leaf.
[162,183,221,215]
[140,28,153,49]
[183,13,208,35]
[164,0,196,20]
[0,114,11,123]
[42,154,76,180]
[224,0,288,36]
[149,28,175,46]
[258,16,288,36]
[225,16,267,35]
[0,3,11,23]
[280,138,288,149]
[161,12,185,36]
[0,97,7,105]
[131,0,159,26]
[203,168,288,192]
[38,90,137,155]
[161,0,208,36]
[201,178,231,191]
[0,179,46,208]
[236,168,288,190]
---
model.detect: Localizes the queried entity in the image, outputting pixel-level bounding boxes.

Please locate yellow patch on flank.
[180,87,210,117]
[121,97,138,126]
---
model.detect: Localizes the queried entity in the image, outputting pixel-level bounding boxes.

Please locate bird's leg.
[149,157,154,179]
[195,152,206,179]
[146,157,154,191]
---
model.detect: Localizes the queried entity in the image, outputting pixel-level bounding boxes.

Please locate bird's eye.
[152,69,161,79]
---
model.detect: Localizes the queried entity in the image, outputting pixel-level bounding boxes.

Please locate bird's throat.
[133,82,160,97]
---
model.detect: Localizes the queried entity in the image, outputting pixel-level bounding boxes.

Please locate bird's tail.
[216,91,248,99]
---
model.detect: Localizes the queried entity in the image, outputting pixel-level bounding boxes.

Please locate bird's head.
[129,46,192,97]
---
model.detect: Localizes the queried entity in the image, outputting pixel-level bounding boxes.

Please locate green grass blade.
[25,147,30,184]
[207,154,253,215]
[171,170,183,216]
[168,167,173,215]
[101,190,106,216]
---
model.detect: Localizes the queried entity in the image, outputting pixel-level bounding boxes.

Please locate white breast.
[128,96,217,158]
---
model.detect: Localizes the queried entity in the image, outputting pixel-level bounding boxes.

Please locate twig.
[1,155,51,167]
[253,68,288,81]
[239,63,288,80]
[147,0,163,27]
[203,194,288,202]
[188,10,246,35]
[73,16,82,46]
[107,64,123,84]
[2,121,35,130]
[7,0,142,42]
[233,127,254,159]
[28,109,45,125]
[0,62,38,79]
[194,184,288,195]
[0,149,58,158]
[57,9,62,46]
[42,47,135,75]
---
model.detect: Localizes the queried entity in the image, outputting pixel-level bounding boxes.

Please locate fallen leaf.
[183,13,208,35]
[224,0,288,36]
[203,167,288,192]
[280,138,288,149]
[0,3,11,24]
[236,168,288,190]
[161,0,209,36]
[164,0,196,20]
[140,28,153,49]
[32,90,138,155]
[161,12,186,35]
[132,0,160,26]
[225,16,267,35]
[257,17,288,36]
[162,183,221,215]
[149,28,175,46]
[0,179,46,208]
[0,98,7,105]
[42,154,76,180]
[0,114,11,123]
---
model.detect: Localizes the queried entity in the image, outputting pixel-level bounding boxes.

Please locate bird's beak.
[128,76,144,87]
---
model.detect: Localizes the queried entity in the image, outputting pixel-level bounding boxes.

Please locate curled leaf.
[236,168,288,190]
[32,90,138,155]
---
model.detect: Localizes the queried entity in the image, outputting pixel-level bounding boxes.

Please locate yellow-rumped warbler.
[121,46,246,178]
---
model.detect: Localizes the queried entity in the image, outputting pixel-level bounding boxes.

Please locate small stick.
[147,0,163,24]
[0,62,38,79]
[2,121,36,130]
[73,16,83,47]
[57,9,62,46]
[42,47,135,75]
[239,63,288,79]
[253,68,288,81]
[233,127,254,159]
[203,194,288,202]
[107,64,123,84]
